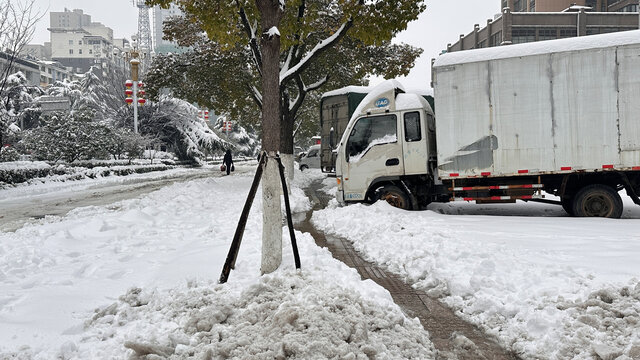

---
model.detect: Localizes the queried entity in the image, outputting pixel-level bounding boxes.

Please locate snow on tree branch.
[280,21,352,85]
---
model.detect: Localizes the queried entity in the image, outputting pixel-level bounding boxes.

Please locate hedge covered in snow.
[0,161,173,186]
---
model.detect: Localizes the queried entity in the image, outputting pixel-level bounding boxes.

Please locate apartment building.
[152,4,188,54]
[48,9,125,74]
[447,0,639,52]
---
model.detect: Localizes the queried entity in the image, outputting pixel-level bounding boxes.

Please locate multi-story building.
[38,61,73,87]
[152,4,187,54]
[20,44,52,61]
[48,8,125,74]
[501,0,639,13]
[446,0,639,53]
[0,52,41,86]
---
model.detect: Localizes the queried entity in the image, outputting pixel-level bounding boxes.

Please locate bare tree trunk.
[256,0,283,275]
[280,113,295,187]
[280,95,295,190]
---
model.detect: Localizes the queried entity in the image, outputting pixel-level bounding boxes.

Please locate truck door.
[342,114,404,201]
[402,111,429,175]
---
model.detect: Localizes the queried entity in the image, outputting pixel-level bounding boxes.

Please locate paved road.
[0,167,235,232]
[297,181,520,360]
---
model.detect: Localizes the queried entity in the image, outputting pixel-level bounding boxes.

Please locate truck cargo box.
[432,30,640,180]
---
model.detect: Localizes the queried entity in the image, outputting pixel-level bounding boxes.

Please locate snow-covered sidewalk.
[0,169,434,358]
[313,192,640,359]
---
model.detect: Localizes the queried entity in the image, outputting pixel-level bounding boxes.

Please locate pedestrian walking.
[223,149,234,175]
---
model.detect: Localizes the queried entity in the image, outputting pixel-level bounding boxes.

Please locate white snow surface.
[322,85,373,98]
[0,167,434,358]
[434,29,640,67]
[395,93,430,112]
[265,26,280,37]
[312,198,640,359]
[0,161,50,171]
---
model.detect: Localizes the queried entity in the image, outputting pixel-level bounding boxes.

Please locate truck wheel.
[572,184,623,218]
[561,197,574,216]
[376,185,412,210]
[299,164,308,171]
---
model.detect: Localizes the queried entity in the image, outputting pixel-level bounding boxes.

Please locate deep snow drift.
[0,166,434,359]
[313,188,640,359]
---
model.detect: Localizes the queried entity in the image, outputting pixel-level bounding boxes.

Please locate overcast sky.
[31,0,498,90]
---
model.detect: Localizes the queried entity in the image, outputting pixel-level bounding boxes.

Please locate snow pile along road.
[0,168,434,358]
[312,198,640,359]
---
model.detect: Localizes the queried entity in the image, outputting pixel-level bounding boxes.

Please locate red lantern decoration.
[138,90,146,96]
[125,89,133,96]
[138,98,146,105]
[125,80,133,88]
[137,82,144,88]
[125,98,134,104]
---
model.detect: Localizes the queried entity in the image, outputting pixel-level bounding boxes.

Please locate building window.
[69,49,73,54]
[529,0,535,11]
[621,4,639,12]
[538,28,557,41]
[79,49,83,54]
[78,40,82,45]
[47,68,52,74]
[600,27,620,33]
[512,28,535,44]
[490,32,503,46]
[559,29,577,38]
[89,49,93,54]
[69,40,73,45]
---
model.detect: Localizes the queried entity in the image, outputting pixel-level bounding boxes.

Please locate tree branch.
[234,1,262,77]
[279,19,353,85]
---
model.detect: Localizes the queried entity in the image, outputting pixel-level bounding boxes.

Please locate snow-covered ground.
[0,168,434,358]
[313,187,640,359]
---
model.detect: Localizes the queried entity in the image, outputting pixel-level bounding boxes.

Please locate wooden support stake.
[275,155,301,269]
[219,152,267,284]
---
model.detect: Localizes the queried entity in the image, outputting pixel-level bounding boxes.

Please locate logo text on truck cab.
[375,98,389,108]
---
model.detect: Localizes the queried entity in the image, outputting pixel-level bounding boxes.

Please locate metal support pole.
[133,81,138,134]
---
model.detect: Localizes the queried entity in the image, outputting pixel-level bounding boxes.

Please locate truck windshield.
[347,114,397,162]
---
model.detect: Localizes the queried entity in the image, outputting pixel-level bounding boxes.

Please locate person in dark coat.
[223,149,233,175]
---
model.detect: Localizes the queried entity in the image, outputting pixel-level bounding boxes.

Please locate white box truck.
[334,30,640,218]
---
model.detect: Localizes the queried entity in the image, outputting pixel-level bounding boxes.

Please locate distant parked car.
[299,145,320,171]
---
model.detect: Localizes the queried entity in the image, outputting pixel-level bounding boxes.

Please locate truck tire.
[375,185,412,210]
[572,184,623,218]
[299,164,308,171]
[561,197,574,216]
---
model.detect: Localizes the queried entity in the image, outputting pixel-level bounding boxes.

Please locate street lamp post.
[130,57,140,134]
[123,37,147,134]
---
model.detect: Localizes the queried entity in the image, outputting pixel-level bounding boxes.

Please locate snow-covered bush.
[1,71,43,146]
[21,111,116,163]
[0,162,172,186]
[137,96,228,162]
[0,161,53,184]
[0,146,19,162]
[212,117,260,157]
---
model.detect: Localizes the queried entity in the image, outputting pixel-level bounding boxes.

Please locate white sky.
[30,0,498,90]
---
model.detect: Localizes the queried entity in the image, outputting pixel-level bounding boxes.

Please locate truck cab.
[336,81,436,209]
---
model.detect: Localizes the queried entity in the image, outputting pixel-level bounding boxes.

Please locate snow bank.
[312,199,640,359]
[0,167,434,358]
